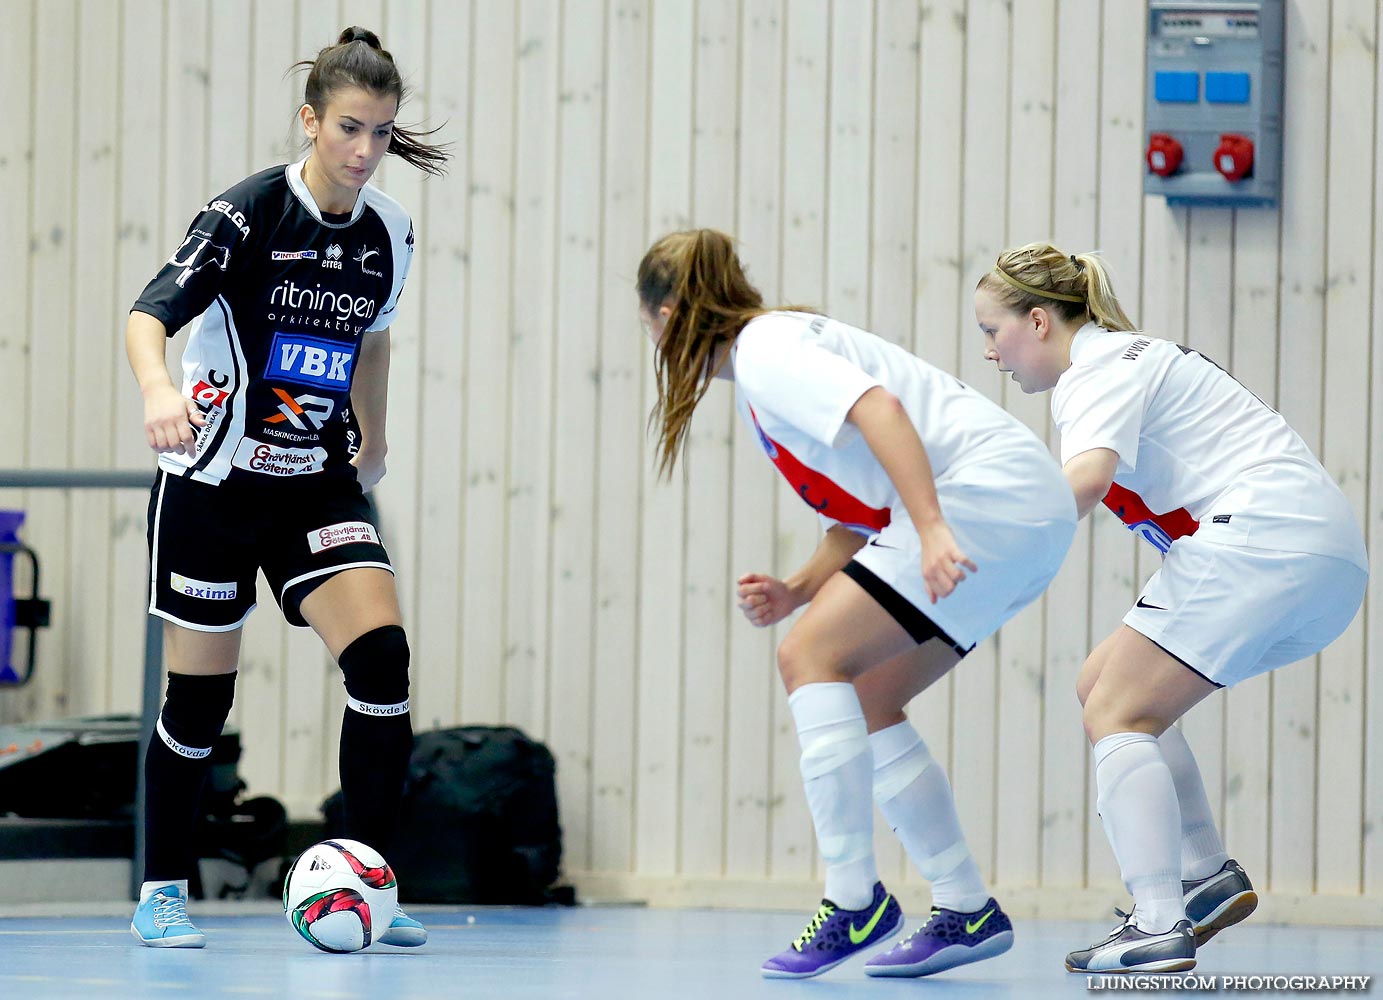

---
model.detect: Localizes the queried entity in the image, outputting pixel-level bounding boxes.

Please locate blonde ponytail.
[979,243,1136,332]
[1071,252,1136,332]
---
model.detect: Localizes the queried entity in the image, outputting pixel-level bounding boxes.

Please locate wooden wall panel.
[1270,0,1331,895]
[1317,0,1375,896]
[67,0,120,720]
[588,0,650,875]
[632,0,692,879]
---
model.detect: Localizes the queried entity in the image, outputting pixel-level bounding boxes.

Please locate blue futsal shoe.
[761,882,902,979]
[377,904,428,947]
[130,880,206,948]
[865,898,1014,977]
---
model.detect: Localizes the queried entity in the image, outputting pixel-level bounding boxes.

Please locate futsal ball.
[283,839,398,953]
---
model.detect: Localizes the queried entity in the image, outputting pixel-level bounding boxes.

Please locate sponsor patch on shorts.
[170,572,238,601]
[308,521,381,553]
[231,438,328,477]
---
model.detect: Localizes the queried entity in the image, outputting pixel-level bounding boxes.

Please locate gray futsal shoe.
[1183,859,1257,947]
[1065,909,1195,974]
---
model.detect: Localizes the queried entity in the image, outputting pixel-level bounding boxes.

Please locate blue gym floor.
[0,905,1379,999]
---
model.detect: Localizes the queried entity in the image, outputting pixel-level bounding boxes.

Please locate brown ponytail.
[638,230,766,477]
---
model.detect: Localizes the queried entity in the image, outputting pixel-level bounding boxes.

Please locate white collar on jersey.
[287,157,369,227]
[1067,321,1106,361]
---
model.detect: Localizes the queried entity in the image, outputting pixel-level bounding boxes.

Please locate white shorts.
[849,482,1077,651]
[1124,533,1368,687]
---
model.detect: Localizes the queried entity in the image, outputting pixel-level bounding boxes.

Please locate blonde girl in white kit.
[975,244,1368,975]
[638,229,1077,980]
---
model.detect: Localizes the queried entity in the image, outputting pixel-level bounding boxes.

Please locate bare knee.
[854,680,907,733]
[1075,653,1102,709]
[776,630,851,694]
[776,632,811,693]
[1082,682,1173,745]
[1076,632,1122,708]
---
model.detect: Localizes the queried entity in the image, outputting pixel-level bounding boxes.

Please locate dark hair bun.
[338,26,381,49]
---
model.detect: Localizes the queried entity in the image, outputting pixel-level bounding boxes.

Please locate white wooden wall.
[3,0,1382,911]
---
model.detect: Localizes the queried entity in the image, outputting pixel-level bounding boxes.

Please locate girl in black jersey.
[126,27,447,948]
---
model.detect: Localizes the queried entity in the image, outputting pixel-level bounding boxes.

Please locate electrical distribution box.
[1144,1,1284,206]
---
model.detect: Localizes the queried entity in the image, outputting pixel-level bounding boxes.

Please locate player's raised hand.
[736,571,802,628]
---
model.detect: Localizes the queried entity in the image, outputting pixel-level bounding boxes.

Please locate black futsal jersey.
[133,159,414,485]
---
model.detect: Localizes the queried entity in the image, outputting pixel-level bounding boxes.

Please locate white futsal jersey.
[733,311,1071,531]
[732,311,1076,647]
[1052,324,1367,571]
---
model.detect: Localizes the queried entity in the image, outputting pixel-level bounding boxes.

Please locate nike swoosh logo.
[1135,596,1167,610]
[966,908,995,934]
[867,539,896,549]
[849,896,892,944]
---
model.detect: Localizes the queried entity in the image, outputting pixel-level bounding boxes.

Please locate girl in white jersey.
[975,244,1368,975]
[638,230,1077,980]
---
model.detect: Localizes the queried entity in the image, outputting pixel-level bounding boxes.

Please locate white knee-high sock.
[1093,732,1185,933]
[789,682,877,911]
[870,721,989,912]
[1158,726,1229,881]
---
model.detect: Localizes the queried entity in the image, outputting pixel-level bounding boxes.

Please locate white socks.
[1159,726,1229,881]
[789,682,877,911]
[139,878,188,904]
[789,690,1220,928]
[870,721,989,912]
[1093,732,1186,933]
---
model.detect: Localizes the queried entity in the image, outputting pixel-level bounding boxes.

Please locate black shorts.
[146,470,393,631]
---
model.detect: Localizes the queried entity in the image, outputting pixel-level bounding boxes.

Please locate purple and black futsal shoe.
[760,881,902,979]
[864,897,1014,977]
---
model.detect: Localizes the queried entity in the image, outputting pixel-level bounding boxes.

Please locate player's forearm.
[849,387,944,530]
[784,524,868,604]
[1063,448,1119,519]
[351,329,391,454]
[125,311,176,396]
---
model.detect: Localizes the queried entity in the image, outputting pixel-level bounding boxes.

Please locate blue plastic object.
[1205,71,1251,104]
[1154,71,1199,103]
[0,510,25,684]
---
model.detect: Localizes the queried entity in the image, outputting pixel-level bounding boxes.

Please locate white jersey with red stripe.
[731,311,1068,532]
[1052,324,1367,569]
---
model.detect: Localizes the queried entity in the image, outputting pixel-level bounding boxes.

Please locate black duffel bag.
[325,725,571,905]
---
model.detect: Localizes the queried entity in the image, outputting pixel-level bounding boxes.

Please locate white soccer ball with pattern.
[283,839,398,953]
